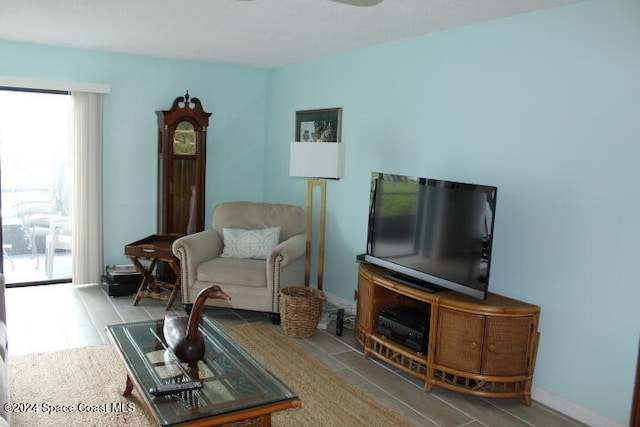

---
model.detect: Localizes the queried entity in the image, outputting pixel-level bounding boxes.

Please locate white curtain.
[70,92,103,284]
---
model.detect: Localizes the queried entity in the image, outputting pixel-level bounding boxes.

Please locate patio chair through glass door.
[0,89,73,286]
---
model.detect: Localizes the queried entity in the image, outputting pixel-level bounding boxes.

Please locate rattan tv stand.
[355,263,540,405]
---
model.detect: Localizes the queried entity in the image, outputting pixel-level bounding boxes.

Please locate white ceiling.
[1,0,584,69]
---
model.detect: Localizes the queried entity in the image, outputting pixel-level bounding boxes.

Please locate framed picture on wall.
[295,108,342,142]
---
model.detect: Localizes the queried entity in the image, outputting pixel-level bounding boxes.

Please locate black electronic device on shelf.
[377,306,430,353]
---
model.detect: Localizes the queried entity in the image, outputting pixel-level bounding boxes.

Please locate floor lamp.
[290,142,345,290]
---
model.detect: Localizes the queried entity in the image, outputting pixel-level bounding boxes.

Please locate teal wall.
[264,0,639,424]
[0,41,269,266]
[1,0,638,424]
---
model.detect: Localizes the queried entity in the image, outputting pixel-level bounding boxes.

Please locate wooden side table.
[124,234,182,310]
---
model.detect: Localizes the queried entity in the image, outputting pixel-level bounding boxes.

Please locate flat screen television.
[364,172,497,300]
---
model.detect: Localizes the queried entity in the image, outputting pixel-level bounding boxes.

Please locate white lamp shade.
[289,142,345,179]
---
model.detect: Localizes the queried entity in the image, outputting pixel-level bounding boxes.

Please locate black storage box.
[101,265,141,297]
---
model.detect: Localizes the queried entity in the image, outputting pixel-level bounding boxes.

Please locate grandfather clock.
[156,92,211,236]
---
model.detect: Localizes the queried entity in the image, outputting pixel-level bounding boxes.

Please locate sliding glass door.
[0,89,72,285]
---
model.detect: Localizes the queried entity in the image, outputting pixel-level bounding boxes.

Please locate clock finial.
[184,90,190,105]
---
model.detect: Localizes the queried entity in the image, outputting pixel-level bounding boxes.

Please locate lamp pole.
[305,179,327,290]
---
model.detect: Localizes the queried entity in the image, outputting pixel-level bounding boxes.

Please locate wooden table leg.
[123,375,134,397]
[163,260,182,310]
[164,277,181,310]
[131,257,157,306]
[128,254,181,310]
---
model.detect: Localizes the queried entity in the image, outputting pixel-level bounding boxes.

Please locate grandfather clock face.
[173,121,196,155]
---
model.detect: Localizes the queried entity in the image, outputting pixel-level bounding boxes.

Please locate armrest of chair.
[48,216,71,234]
[172,230,222,288]
[269,233,306,267]
[267,234,306,296]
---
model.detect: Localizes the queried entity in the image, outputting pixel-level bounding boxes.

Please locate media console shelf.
[355,263,540,405]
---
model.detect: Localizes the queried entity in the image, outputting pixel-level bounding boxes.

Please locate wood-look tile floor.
[5,283,586,427]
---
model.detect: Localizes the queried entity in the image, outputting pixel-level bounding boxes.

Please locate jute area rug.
[8,322,414,427]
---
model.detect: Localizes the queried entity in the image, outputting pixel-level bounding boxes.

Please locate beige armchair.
[172,201,306,323]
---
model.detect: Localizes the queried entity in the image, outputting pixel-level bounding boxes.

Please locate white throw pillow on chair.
[220,227,281,260]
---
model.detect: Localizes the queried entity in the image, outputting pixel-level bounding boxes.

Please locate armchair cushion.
[220,226,281,260]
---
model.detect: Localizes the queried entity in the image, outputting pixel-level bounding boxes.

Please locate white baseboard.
[322,291,624,427]
[532,387,624,427]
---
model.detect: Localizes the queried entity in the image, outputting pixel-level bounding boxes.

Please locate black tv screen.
[364,172,497,300]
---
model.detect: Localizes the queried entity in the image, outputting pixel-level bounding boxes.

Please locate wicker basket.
[279,287,326,338]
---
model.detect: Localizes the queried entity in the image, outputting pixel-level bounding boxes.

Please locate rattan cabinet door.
[435,308,485,373]
[481,316,533,376]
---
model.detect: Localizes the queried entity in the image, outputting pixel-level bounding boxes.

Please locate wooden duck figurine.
[163,285,231,363]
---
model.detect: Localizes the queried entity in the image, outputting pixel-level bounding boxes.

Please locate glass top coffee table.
[107,317,300,426]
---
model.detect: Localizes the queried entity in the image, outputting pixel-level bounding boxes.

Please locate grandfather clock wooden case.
[156,93,211,238]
